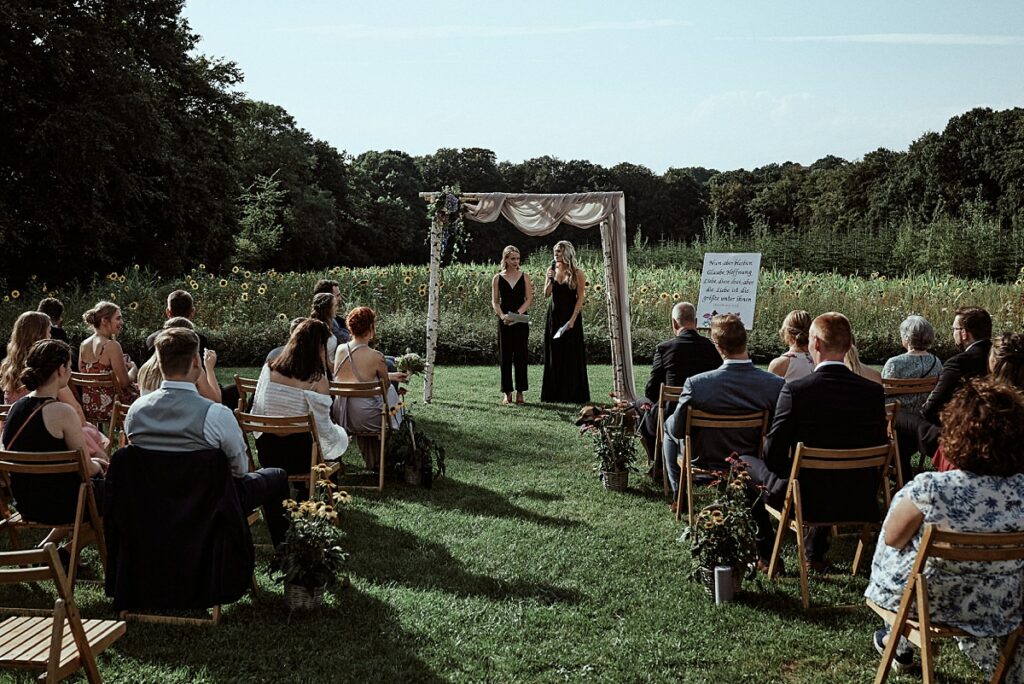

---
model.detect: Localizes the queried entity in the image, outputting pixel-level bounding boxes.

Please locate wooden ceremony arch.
[417,191,637,404]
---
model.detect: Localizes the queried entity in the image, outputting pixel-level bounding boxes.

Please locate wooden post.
[423,217,443,403]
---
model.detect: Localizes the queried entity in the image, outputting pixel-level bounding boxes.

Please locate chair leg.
[674,463,685,522]
[992,628,1021,684]
[917,580,935,684]
[767,492,792,580]
[793,501,810,610]
[851,525,872,576]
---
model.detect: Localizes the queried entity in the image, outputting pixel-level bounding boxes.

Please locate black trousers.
[498,322,529,393]
[740,456,830,562]
[894,412,925,477]
[234,467,289,548]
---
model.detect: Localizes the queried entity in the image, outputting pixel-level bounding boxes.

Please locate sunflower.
[219,279,228,288]
[189,280,199,290]
[231,266,240,274]
[2,296,8,303]
[30,274,37,281]
[673,292,681,300]
[243,270,251,279]
[258,285,267,295]
[594,284,603,293]
[241,292,249,301]
[640,286,649,294]
[277,313,288,321]
[659,292,670,301]
[118,275,126,283]
[128,301,139,310]
[241,282,249,291]
[10,290,19,299]
[132,264,139,271]
[198,263,206,270]
[358,279,368,286]
[403,275,413,285]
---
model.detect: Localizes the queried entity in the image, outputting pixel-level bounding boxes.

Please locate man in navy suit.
[637,302,722,464]
[663,315,785,508]
[743,312,887,568]
[916,306,992,460]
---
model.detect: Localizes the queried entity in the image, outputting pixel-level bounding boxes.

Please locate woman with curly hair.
[1,311,109,460]
[866,378,1024,677]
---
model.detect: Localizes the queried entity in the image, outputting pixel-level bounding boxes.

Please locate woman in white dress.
[768,310,815,382]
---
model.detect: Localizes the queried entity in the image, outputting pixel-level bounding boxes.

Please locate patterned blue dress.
[866,470,1024,680]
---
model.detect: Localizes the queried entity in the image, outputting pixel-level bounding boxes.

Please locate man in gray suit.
[663,314,785,507]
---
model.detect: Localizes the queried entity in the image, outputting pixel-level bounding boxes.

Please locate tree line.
[4,1,1024,287]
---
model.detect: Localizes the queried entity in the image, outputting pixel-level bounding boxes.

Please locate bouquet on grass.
[277,465,352,591]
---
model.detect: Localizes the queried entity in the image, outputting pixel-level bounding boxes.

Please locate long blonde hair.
[0,311,52,394]
[500,245,521,272]
[554,240,580,290]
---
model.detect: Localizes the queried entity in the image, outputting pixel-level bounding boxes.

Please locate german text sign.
[696,253,761,329]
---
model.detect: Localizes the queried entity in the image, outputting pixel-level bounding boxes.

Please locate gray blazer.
[669,361,785,469]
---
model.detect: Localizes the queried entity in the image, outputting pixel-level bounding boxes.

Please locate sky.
[182,0,1024,173]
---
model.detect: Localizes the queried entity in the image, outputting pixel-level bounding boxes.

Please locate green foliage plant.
[680,458,760,576]
[386,390,447,488]
[580,404,639,476]
[277,465,350,590]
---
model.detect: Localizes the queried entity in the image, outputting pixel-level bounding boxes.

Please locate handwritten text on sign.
[696,253,762,330]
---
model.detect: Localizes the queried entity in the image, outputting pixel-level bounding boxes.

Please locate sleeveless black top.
[1,396,83,525]
[498,275,526,314]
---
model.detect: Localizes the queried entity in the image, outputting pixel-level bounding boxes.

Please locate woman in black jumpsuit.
[490,246,533,404]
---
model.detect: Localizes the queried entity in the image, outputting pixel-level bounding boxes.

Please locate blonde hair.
[0,311,52,394]
[137,356,163,394]
[82,301,120,330]
[500,245,521,271]
[779,310,811,347]
[844,344,865,375]
[554,240,581,290]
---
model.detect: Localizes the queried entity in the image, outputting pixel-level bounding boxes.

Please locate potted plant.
[680,457,759,600]
[579,402,639,491]
[277,464,351,610]
[386,388,446,488]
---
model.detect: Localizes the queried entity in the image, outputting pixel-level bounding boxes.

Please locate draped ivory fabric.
[422,192,636,403]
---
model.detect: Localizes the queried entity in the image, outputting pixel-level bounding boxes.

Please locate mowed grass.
[0,366,983,683]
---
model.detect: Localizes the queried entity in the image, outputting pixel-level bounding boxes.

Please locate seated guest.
[125,329,290,549]
[933,332,1024,471]
[1,312,108,459]
[1,340,107,554]
[137,318,220,402]
[38,297,74,368]
[313,279,350,345]
[844,340,882,385]
[266,317,307,365]
[866,379,1024,677]
[144,290,209,359]
[663,314,784,509]
[743,312,887,567]
[79,301,140,421]
[333,307,406,469]
[768,310,815,382]
[636,302,721,464]
[310,293,339,365]
[917,306,992,460]
[252,319,349,496]
[882,315,943,414]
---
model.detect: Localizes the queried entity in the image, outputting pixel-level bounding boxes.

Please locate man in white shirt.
[125,328,290,548]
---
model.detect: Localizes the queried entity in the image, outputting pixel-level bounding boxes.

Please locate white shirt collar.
[814,360,846,371]
[160,380,198,393]
[722,359,752,365]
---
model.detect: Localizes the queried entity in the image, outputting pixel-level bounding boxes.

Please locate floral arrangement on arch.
[427,184,469,262]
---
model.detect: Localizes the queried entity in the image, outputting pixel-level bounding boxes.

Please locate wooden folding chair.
[675,409,769,524]
[653,384,683,497]
[329,379,390,493]
[234,411,339,496]
[868,525,1024,684]
[883,376,938,475]
[233,375,259,413]
[765,440,894,609]
[0,403,11,422]
[0,447,105,589]
[68,372,121,430]
[0,405,15,547]
[106,402,128,456]
[0,542,125,683]
[884,401,904,489]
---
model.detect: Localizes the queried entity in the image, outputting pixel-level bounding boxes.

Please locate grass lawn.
[0,365,982,683]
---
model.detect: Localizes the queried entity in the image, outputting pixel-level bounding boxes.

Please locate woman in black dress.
[541,240,590,403]
[490,246,534,405]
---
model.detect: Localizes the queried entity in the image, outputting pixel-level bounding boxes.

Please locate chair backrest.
[792,441,893,472]
[108,400,128,451]
[69,370,120,395]
[0,447,92,479]
[233,375,259,412]
[329,379,390,430]
[104,445,255,610]
[233,410,323,478]
[920,525,1024,563]
[883,376,939,397]
[685,408,770,460]
[0,404,10,423]
[657,384,684,410]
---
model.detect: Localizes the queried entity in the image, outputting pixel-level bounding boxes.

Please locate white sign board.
[696,253,762,330]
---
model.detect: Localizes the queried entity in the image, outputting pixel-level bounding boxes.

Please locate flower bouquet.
[277,464,352,608]
[395,350,425,376]
[577,402,640,491]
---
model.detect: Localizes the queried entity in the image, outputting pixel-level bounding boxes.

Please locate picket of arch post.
[423,215,443,403]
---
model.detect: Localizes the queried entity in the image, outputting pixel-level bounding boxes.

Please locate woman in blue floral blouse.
[866,378,1024,678]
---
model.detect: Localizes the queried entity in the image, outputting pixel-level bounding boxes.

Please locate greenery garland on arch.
[427,184,470,263]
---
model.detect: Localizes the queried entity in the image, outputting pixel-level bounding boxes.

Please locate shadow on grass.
[112,587,445,683]
[378,476,584,529]
[344,508,582,606]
